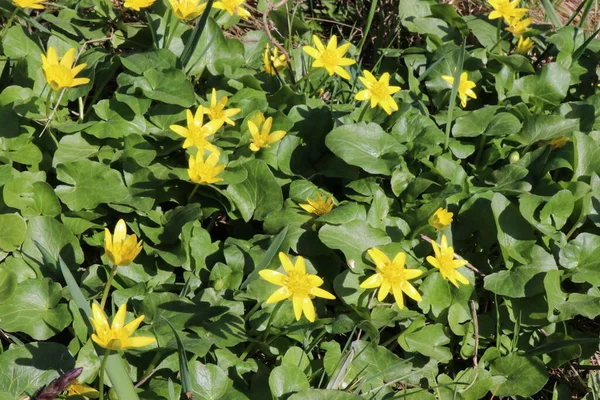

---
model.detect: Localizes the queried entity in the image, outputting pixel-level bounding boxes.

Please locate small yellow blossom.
[213,0,250,19]
[188,152,226,184]
[429,208,453,230]
[66,382,99,398]
[488,0,528,23]
[442,72,477,108]
[264,43,287,75]
[13,0,44,9]
[516,35,534,54]
[248,112,286,152]
[303,35,356,80]
[506,16,533,35]
[124,0,155,10]
[204,88,241,126]
[259,252,335,322]
[41,47,90,91]
[541,136,570,150]
[360,248,422,309]
[299,193,334,216]
[90,303,156,350]
[355,70,401,115]
[105,219,143,267]
[168,0,206,20]
[169,106,223,154]
[426,235,469,288]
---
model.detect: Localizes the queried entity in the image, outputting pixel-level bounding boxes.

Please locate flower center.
[45,66,73,90]
[370,82,388,99]
[320,50,339,67]
[209,106,224,120]
[380,262,406,286]
[285,271,312,296]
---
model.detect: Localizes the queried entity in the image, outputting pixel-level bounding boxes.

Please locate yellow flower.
[426,235,469,288]
[90,303,156,351]
[105,219,143,267]
[204,88,241,126]
[442,72,477,108]
[13,0,44,9]
[299,193,334,216]
[360,249,422,308]
[488,0,528,23]
[66,382,99,398]
[41,47,90,91]
[259,252,335,322]
[302,35,356,80]
[168,0,206,20]
[541,136,570,150]
[213,0,250,19]
[263,43,287,75]
[248,112,286,152]
[188,152,225,184]
[506,16,533,35]
[124,0,155,10]
[355,70,401,115]
[169,106,223,154]
[516,35,534,54]
[429,207,453,230]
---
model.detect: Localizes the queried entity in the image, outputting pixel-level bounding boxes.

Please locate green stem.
[99,263,119,310]
[145,10,158,49]
[0,8,18,39]
[241,302,282,360]
[357,101,370,122]
[474,132,486,168]
[310,73,330,97]
[187,184,200,204]
[244,301,262,322]
[162,8,175,49]
[98,350,111,400]
[496,19,503,55]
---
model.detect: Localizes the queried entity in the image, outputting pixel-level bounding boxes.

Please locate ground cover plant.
[0,0,600,398]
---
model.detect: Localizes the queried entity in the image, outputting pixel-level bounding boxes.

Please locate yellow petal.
[111,303,127,331]
[313,35,325,52]
[266,286,291,303]
[367,248,390,270]
[267,130,286,144]
[292,295,304,320]
[355,90,371,101]
[392,251,406,268]
[405,268,423,280]
[360,273,383,289]
[60,48,76,68]
[401,281,422,302]
[113,219,127,244]
[378,280,391,301]
[311,287,335,299]
[302,297,316,322]
[259,269,287,285]
[392,284,405,309]
[334,66,351,80]
[303,46,321,59]
[279,252,294,274]
[294,255,306,274]
[121,336,156,349]
[47,47,58,65]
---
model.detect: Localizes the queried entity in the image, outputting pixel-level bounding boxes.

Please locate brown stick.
[420,234,484,276]
[462,300,479,392]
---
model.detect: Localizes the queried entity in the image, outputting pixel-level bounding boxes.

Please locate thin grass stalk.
[180,0,215,68]
[540,0,563,28]
[443,40,466,151]
[356,0,378,57]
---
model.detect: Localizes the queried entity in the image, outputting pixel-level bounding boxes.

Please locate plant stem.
[310,73,331,97]
[99,263,119,310]
[357,101,370,122]
[145,10,158,49]
[241,301,282,360]
[0,8,18,39]
[496,19,503,55]
[187,184,200,204]
[98,350,111,400]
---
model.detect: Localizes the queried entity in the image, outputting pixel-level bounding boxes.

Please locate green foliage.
[1,0,600,398]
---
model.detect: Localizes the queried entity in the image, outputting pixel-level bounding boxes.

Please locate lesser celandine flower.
[442,72,477,108]
[355,70,401,115]
[299,193,334,216]
[426,235,470,288]
[303,35,356,80]
[487,0,528,23]
[542,136,570,150]
[168,0,206,20]
[124,0,155,11]
[516,35,534,54]
[188,152,225,184]
[264,43,287,75]
[360,248,422,309]
[506,16,533,35]
[204,88,241,126]
[41,47,90,91]
[169,106,223,154]
[259,252,335,322]
[248,112,286,152]
[66,382,99,398]
[13,0,44,9]
[90,303,156,350]
[105,219,143,267]
[213,0,250,19]
[429,207,453,230]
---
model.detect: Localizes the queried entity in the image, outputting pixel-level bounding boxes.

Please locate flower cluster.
[488,0,534,54]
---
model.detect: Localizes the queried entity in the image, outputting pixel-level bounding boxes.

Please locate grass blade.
[162,317,193,394]
[572,26,600,61]
[240,225,289,289]
[540,0,563,28]
[34,241,140,400]
[357,0,378,57]
[180,0,215,68]
[443,40,466,150]
[522,338,599,356]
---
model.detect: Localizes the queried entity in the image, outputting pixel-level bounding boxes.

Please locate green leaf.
[489,353,548,397]
[191,361,232,400]
[55,160,129,210]
[399,324,452,362]
[269,365,310,399]
[559,233,600,285]
[288,389,363,400]
[227,159,283,222]
[326,122,406,176]
[0,342,75,397]
[509,115,579,147]
[0,278,72,340]
[491,193,536,266]
[509,63,570,108]
[0,268,17,304]
[0,213,26,252]
[573,131,600,179]
[133,69,195,107]
[3,179,61,217]
[120,48,178,74]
